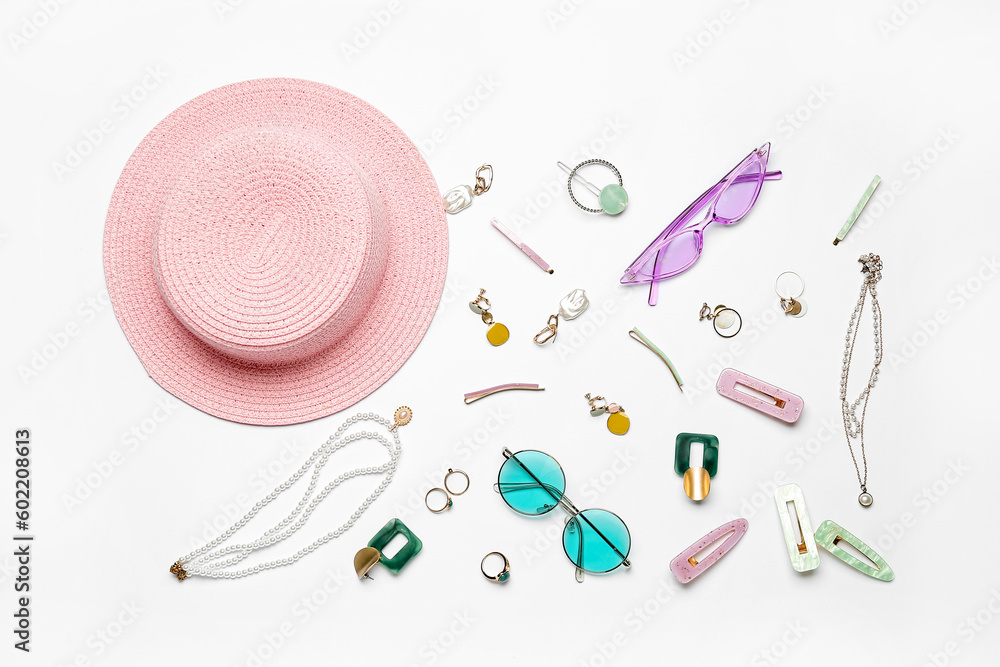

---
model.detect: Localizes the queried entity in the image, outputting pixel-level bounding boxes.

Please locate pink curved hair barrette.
[464,383,545,404]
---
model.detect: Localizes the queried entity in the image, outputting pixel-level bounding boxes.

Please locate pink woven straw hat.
[104,78,448,426]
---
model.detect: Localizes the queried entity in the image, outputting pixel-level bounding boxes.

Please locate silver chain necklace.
[169,407,411,581]
[839,254,883,507]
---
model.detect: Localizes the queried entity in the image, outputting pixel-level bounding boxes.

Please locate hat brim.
[103,78,448,425]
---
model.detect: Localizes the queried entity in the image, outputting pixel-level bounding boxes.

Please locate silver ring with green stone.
[482,552,510,583]
[560,159,629,215]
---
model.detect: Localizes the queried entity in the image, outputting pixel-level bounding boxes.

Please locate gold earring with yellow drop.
[469,289,509,346]
[585,393,630,435]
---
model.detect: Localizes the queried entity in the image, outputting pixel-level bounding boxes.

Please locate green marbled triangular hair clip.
[814,519,894,582]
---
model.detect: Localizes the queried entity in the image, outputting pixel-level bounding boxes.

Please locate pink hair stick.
[490,217,554,274]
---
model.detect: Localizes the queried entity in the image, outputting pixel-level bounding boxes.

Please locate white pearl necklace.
[839,254,882,507]
[170,410,406,580]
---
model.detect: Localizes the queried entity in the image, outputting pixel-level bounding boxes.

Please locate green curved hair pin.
[628,327,683,390]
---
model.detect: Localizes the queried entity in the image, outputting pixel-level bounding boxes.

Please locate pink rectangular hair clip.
[716,368,803,423]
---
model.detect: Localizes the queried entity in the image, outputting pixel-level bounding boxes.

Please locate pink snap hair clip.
[670,518,749,584]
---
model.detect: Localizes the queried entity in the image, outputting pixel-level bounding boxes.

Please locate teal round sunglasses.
[495,448,631,582]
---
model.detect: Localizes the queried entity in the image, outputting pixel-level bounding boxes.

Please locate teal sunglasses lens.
[498,450,566,515]
[563,509,631,573]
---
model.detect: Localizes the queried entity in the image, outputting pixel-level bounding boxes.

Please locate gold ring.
[444,468,470,496]
[481,551,510,583]
[424,488,452,513]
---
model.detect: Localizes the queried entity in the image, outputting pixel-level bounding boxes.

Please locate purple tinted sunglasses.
[621,143,782,305]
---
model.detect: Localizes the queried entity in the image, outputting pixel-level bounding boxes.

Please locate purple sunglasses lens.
[715,158,764,223]
[650,229,702,279]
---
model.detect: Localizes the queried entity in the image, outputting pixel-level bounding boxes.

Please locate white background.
[2,1,998,665]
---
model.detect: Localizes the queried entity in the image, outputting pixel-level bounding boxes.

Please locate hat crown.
[152,128,388,365]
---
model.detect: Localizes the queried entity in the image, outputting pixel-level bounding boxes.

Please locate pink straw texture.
[104,79,448,425]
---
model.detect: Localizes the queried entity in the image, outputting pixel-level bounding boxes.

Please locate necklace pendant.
[859,491,873,507]
[392,406,413,431]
